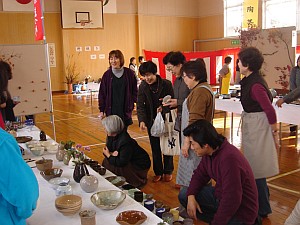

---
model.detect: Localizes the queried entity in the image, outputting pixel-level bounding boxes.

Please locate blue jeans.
[256,178,272,216]
[178,186,244,225]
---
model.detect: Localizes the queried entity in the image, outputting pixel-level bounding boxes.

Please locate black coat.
[105,130,151,170]
[137,75,174,128]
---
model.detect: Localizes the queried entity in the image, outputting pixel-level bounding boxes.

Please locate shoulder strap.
[197,85,215,120]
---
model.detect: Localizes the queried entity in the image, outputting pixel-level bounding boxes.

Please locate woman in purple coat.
[98,50,137,127]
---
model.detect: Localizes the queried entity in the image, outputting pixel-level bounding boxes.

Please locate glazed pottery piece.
[73,163,89,183]
[56,183,73,196]
[116,210,147,225]
[63,153,71,165]
[80,175,98,193]
[35,158,53,171]
[79,210,96,225]
[91,190,126,210]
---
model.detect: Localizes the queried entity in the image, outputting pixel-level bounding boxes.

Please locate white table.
[215,98,300,146]
[17,127,162,225]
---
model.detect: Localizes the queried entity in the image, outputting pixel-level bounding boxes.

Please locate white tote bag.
[160,110,180,156]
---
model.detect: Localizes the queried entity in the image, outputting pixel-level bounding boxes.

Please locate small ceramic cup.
[156,207,166,218]
[170,209,179,221]
[79,210,96,225]
[162,212,174,224]
[183,218,194,225]
[134,191,144,203]
[144,199,154,211]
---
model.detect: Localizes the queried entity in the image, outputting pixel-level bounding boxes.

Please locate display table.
[215,98,300,146]
[17,127,162,225]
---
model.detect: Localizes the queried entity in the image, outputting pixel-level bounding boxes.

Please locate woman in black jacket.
[102,115,151,188]
[137,61,174,183]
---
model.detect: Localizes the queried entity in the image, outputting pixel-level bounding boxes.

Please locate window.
[262,0,296,29]
[224,0,243,37]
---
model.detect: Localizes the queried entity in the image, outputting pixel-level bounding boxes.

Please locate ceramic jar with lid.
[80,175,98,193]
[55,183,73,196]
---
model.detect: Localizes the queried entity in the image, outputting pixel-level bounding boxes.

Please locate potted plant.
[65,54,80,94]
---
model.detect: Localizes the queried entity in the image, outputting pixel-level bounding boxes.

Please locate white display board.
[0,44,52,116]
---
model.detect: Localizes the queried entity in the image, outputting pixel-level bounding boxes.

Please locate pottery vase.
[80,175,98,193]
[56,148,65,161]
[63,153,71,165]
[73,163,89,183]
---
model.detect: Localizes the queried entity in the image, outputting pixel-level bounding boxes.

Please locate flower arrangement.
[71,144,91,164]
[65,54,80,84]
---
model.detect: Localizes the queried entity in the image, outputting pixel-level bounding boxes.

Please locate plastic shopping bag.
[150,112,165,137]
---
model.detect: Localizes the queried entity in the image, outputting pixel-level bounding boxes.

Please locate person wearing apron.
[238,47,279,218]
[176,59,214,188]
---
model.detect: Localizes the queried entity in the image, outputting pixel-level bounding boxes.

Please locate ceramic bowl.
[98,167,106,176]
[55,194,82,216]
[31,146,45,156]
[47,145,59,154]
[28,143,42,149]
[26,140,40,147]
[105,176,126,187]
[91,190,126,210]
[116,210,147,225]
[35,158,53,171]
[49,177,70,190]
[40,168,63,181]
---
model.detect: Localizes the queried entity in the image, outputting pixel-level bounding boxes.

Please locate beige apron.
[241,111,279,179]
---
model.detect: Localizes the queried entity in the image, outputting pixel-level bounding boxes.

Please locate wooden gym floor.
[34,93,300,225]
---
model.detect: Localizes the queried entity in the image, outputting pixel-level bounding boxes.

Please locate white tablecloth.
[17,127,162,225]
[215,98,300,125]
[86,82,100,91]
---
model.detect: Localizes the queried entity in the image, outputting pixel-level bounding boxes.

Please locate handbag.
[160,110,180,156]
[150,112,165,137]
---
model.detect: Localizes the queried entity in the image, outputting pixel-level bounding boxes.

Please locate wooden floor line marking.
[268,183,300,195]
[267,168,300,182]
[82,136,149,148]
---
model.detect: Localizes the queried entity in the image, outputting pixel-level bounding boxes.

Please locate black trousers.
[147,128,174,176]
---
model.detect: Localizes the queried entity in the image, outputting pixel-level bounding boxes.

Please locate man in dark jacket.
[178,119,259,225]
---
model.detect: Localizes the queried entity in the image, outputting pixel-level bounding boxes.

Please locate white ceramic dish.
[49,177,70,190]
[31,147,45,156]
[47,145,59,153]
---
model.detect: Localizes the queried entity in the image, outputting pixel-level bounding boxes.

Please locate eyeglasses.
[166,65,174,72]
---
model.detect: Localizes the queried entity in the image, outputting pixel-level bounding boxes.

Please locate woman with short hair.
[137,60,174,183]
[238,47,279,218]
[102,115,151,188]
[98,50,137,127]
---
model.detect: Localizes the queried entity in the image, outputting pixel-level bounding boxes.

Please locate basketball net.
[80,20,90,27]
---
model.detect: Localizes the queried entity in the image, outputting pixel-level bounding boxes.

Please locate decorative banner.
[243,0,258,28]
[144,48,240,85]
[34,0,44,41]
[48,43,56,67]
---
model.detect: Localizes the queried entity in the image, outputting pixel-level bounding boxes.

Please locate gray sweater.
[283,87,300,103]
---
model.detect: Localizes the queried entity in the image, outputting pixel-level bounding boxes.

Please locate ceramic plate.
[16,136,33,143]
[116,210,147,225]
[105,176,126,187]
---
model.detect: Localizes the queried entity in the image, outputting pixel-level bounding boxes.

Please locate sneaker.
[164,174,173,182]
[152,175,162,183]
